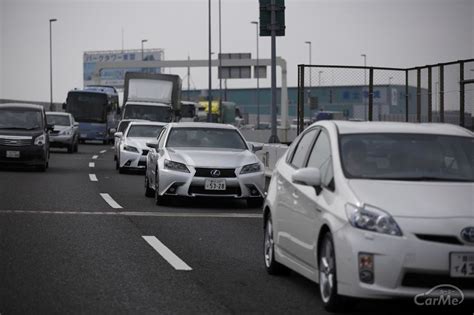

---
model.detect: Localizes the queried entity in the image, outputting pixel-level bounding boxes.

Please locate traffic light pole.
[268,0,280,143]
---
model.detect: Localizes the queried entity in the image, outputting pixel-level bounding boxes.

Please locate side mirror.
[146,142,158,149]
[109,128,117,134]
[251,143,263,153]
[114,132,123,138]
[292,167,322,195]
[47,124,55,132]
[73,122,79,127]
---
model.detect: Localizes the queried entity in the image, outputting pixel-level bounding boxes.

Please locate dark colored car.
[0,103,53,171]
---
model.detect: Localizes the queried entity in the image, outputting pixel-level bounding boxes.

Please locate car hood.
[348,179,474,218]
[53,125,71,132]
[124,137,155,150]
[167,147,258,168]
[0,129,43,138]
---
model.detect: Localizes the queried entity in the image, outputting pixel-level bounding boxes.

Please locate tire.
[73,139,79,153]
[118,167,125,174]
[319,232,352,312]
[264,214,290,275]
[154,173,167,205]
[67,143,74,153]
[247,197,264,208]
[145,176,154,198]
[115,159,119,171]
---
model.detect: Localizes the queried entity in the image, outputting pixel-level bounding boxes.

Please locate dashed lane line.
[100,193,123,209]
[89,174,98,182]
[92,155,98,160]
[142,236,192,271]
[89,162,95,168]
[100,150,107,154]
[0,209,261,218]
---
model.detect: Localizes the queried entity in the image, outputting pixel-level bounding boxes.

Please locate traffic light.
[259,0,285,37]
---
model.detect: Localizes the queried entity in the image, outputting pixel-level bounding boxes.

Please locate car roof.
[128,121,167,127]
[316,120,473,137]
[167,122,237,130]
[124,101,168,106]
[0,103,44,111]
[46,111,70,116]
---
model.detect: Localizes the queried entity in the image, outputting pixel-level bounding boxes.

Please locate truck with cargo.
[121,72,182,123]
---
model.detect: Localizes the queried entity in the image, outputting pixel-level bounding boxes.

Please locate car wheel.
[247,197,264,208]
[154,173,167,205]
[115,159,119,170]
[145,176,154,198]
[67,143,74,153]
[118,166,125,174]
[264,214,289,275]
[74,139,79,153]
[319,231,351,312]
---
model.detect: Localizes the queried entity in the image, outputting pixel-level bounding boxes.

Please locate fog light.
[358,253,374,284]
[165,182,184,195]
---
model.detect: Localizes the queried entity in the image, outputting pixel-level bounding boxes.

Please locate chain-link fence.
[297,59,474,134]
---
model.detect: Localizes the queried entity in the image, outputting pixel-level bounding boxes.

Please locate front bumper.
[157,167,265,199]
[0,145,47,166]
[119,149,148,169]
[50,135,74,147]
[334,222,474,299]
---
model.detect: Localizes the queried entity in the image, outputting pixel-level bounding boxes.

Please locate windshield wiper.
[370,176,473,182]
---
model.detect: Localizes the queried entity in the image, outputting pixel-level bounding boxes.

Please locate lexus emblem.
[461,227,474,243]
[210,169,221,177]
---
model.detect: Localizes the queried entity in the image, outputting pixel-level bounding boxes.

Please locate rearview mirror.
[114,132,123,138]
[292,167,322,194]
[146,142,158,149]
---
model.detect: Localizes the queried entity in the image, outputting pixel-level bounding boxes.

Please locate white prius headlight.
[345,203,403,236]
[240,163,262,174]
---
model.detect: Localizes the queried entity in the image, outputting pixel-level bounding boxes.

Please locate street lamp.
[361,53,367,120]
[251,21,260,129]
[49,18,57,110]
[141,39,148,61]
[207,0,212,122]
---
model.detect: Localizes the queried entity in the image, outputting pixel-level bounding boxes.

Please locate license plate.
[6,151,20,158]
[204,179,226,190]
[450,252,474,278]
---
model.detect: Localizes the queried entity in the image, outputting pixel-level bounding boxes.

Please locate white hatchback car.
[263,121,473,311]
[145,122,265,207]
[115,121,166,173]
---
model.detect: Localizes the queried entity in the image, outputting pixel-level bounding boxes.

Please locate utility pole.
[187,55,191,100]
[251,21,260,129]
[49,18,57,110]
[207,0,212,122]
[269,0,279,143]
[218,0,223,123]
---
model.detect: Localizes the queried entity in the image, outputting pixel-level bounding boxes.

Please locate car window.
[166,128,247,150]
[290,129,319,169]
[47,114,70,126]
[0,108,43,130]
[307,130,335,191]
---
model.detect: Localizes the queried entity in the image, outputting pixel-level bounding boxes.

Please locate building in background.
[83,49,164,88]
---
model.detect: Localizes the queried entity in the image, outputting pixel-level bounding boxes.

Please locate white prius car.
[115,121,166,173]
[263,121,473,311]
[144,122,265,207]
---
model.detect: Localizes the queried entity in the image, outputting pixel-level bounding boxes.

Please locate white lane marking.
[100,150,106,154]
[142,236,192,271]
[122,211,261,218]
[89,174,98,182]
[89,162,95,168]
[92,155,98,160]
[100,193,123,209]
[0,210,261,218]
[110,146,114,149]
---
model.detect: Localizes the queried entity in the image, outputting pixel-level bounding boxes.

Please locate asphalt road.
[0,144,471,314]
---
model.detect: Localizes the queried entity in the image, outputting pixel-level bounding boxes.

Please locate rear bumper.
[0,145,47,166]
[50,135,74,147]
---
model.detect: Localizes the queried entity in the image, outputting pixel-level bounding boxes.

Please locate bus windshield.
[123,104,172,122]
[67,92,108,123]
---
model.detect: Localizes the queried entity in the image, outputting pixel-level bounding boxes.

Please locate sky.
[0,0,473,104]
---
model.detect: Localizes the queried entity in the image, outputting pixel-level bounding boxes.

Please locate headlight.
[123,145,139,153]
[345,203,403,236]
[164,159,190,173]
[59,129,72,136]
[240,162,262,174]
[34,134,46,146]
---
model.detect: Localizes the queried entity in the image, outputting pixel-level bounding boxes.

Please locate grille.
[415,234,464,246]
[0,138,32,146]
[194,168,236,178]
[402,273,474,290]
[188,185,241,196]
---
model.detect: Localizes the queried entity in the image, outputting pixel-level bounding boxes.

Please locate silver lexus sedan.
[145,122,265,207]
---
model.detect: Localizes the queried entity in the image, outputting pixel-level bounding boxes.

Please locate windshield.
[67,92,108,123]
[167,128,247,150]
[126,125,163,138]
[123,104,172,122]
[0,108,43,130]
[46,114,70,126]
[340,133,474,182]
